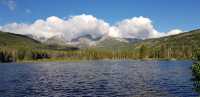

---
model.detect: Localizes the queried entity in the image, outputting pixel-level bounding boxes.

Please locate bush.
[192,62,200,80]
[31,50,50,60]
[17,49,26,60]
[0,48,17,62]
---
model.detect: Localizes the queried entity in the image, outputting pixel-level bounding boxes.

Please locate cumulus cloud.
[109,16,161,39]
[59,14,110,41]
[0,14,110,42]
[108,16,183,39]
[0,14,183,43]
[165,29,183,36]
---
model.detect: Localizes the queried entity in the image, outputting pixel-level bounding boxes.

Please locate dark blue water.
[0,60,199,97]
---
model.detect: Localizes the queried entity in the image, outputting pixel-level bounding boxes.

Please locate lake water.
[0,60,199,97]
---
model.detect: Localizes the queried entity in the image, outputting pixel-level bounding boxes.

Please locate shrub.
[192,62,200,78]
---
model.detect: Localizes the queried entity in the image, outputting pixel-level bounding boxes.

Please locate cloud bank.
[0,14,183,42]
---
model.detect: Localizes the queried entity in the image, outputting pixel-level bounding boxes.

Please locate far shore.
[2,58,191,64]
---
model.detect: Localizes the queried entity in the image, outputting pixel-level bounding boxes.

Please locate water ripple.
[0,60,199,97]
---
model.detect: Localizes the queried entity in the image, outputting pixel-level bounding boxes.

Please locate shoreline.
[0,58,192,64]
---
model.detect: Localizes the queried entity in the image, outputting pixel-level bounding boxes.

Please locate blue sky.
[0,0,199,32]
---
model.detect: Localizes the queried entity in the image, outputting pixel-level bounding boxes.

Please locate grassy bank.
[0,46,199,63]
[192,50,200,79]
[191,50,200,92]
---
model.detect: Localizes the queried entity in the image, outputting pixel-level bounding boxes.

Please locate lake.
[0,60,199,97]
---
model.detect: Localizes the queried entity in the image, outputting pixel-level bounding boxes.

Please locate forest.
[0,46,200,62]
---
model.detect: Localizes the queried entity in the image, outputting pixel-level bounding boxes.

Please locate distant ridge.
[0,31,43,48]
[1,29,200,52]
[133,29,200,49]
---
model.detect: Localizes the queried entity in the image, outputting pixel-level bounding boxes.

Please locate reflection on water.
[0,60,199,97]
[193,79,200,93]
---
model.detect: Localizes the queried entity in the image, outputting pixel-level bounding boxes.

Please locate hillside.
[1,29,200,52]
[0,31,79,62]
[0,29,200,62]
[133,29,200,49]
[91,29,200,59]
[93,37,141,51]
[0,31,43,48]
[130,29,200,59]
[93,29,200,51]
[95,37,129,50]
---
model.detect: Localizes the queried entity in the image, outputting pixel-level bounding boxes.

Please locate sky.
[0,0,199,41]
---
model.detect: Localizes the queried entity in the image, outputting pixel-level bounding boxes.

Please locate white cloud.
[25,9,31,14]
[165,29,183,36]
[60,14,110,41]
[109,16,161,39]
[0,14,183,42]
[0,14,110,42]
[0,0,16,11]
[108,16,182,39]
[7,0,16,11]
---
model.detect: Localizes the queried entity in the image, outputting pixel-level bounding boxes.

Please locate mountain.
[119,38,142,43]
[45,35,66,45]
[127,29,200,59]
[95,37,129,50]
[95,29,200,51]
[43,34,142,49]
[0,31,43,48]
[25,34,47,42]
[89,29,200,59]
[89,36,139,51]
[0,31,79,51]
[71,34,102,42]
[133,29,200,49]
[1,28,200,52]
[0,29,200,61]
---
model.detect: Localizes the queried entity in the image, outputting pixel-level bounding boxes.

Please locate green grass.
[18,58,86,63]
[133,29,200,50]
[192,62,200,79]
[0,31,44,48]
[192,60,200,93]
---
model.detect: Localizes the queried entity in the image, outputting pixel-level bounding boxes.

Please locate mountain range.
[0,29,200,51]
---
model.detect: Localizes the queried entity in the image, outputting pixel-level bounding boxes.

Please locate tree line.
[0,44,200,62]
